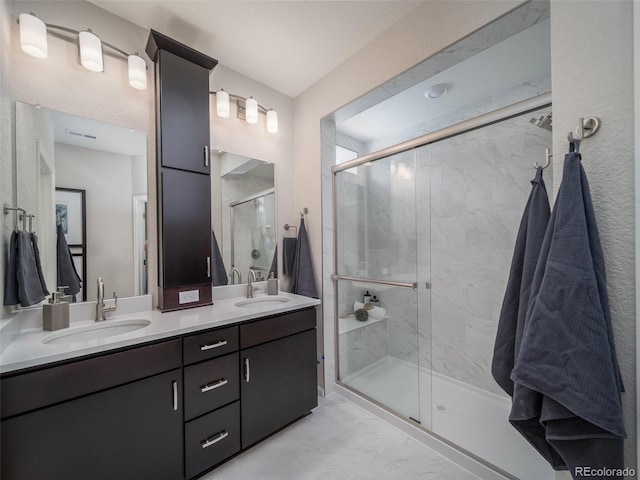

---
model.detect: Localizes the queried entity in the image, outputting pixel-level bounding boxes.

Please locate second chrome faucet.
[96,277,118,321]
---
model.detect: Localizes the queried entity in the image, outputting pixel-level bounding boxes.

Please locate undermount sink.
[42,319,151,345]
[234,296,290,308]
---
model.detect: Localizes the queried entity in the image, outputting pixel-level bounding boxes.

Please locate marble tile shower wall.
[426,110,552,395]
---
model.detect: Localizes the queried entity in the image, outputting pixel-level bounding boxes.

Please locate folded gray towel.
[57,224,81,296]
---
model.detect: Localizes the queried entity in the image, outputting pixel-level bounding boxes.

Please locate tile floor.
[202,394,480,480]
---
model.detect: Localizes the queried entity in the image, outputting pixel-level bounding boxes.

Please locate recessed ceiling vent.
[67,130,97,140]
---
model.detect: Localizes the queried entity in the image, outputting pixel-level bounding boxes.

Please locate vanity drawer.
[1,339,182,419]
[183,325,239,365]
[185,400,240,479]
[184,353,239,421]
[240,308,316,349]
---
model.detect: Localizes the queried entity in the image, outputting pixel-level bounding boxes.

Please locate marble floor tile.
[202,394,479,480]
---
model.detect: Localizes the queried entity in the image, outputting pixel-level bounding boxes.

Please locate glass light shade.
[128,54,147,90]
[245,97,258,124]
[216,90,230,118]
[266,109,278,133]
[19,13,48,59]
[79,30,103,72]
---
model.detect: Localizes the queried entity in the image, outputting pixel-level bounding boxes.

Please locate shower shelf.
[338,315,389,335]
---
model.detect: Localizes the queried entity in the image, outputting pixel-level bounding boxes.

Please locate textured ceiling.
[89,0,422,98]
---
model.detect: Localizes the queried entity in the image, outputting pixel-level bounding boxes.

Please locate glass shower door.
[334,149,423,423]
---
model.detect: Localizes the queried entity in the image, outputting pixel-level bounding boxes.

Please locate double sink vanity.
[0,286,320,480]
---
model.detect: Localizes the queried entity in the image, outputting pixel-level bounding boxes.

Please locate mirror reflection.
[15,101,148,303]
[211,152,276,286]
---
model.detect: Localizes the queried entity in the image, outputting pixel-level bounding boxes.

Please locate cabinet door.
[241,329,317,448]
[161,168,211,287]
[158,49,210,174]
[1,369,183,480]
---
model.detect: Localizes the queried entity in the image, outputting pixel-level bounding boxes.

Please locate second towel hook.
[533,148,553,169]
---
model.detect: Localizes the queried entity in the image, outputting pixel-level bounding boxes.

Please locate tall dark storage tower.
[146,30,218,311]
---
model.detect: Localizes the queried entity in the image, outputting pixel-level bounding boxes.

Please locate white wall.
[550,0,636,474]
[55,143,135,301]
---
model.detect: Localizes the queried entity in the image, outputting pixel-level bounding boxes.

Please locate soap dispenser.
[267,272,278,295]
[43,287,70,331]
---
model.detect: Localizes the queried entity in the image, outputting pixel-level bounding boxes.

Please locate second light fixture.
[212,89,278,133]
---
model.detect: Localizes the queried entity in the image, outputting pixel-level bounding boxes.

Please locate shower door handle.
[425,282,432,289]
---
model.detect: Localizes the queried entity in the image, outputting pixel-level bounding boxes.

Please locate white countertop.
[0,287,320,374]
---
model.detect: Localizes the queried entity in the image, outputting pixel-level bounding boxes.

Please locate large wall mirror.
[15,101,148,303]
[211,152,276,286]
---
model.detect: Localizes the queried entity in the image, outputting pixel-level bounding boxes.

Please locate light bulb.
[79,30,103,72]
[245,97,258,124]
[19,13,48,59]
[267,109,278,133]
[128,54,147,90]
[216,89,230,118]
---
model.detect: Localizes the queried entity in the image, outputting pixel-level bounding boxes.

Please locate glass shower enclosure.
[333,103,556,479]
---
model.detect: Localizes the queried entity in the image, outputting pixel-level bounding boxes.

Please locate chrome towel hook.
[533,148,553,169]
[568,117,601,142]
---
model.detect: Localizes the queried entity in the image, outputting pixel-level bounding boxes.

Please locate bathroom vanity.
[0,294,319,480]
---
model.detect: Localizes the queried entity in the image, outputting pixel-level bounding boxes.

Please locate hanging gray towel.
[3,231,20,306]
[289,217,318,298]
[31,233,50,296]
[510,141,626,476]
[16,230,47,307]
[492,167,550,396]
[57,224,82,296]
[282,237,297,276]
[211,231,228,286]
[268,245,278,278]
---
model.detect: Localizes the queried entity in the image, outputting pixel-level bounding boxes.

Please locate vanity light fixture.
[211,90,279,134]
[18,12,147,90]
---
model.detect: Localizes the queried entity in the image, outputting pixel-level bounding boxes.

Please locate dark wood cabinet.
[156,49,211,174]
[1,307,317,480]
[0,341,183,480]
[160,168,212,288]
[240,309,318,448]
[146,30,218,311]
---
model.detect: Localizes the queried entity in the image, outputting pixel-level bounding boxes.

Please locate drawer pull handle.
[200,340,228,351]
[172,381,178,411]
[201,378,228,393]
[204,145,209,167]
[202,430,228,449]
[244,357,250,383]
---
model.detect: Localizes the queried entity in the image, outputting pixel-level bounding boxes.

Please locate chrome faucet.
[229,267,242,285]
[95,277,118,322]
[246,269,258,298]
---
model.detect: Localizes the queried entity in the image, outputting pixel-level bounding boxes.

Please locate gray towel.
[289,218,318,298]
[3,231,19,306]
[211,231,228,286]
[282,237,297,276]
[269,245,278,278]
[57,224,82,296]
[31,233,50,296]
[16,230,47,307]
[492,167,550,396]
[510,141,625,475]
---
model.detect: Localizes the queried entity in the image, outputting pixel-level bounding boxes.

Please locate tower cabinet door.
[157,49,210,174]
[161,168,212,287]
[240,328,318,448]
[1,369,184,480]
